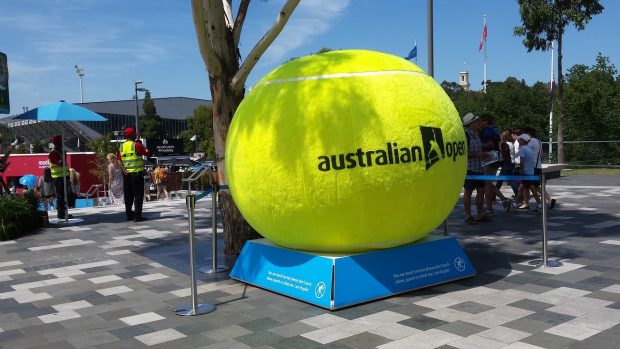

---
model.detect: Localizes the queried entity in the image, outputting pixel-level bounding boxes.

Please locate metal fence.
[544,140,620,167]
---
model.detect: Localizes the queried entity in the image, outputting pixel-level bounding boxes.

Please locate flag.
[404,43,417,60]
[478,21,487,51]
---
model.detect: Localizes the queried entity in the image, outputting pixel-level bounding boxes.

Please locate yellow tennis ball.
[226,50,466,253]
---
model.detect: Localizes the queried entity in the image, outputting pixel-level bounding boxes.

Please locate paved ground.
[1,174,619,349]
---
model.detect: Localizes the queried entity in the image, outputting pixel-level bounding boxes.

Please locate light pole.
[75,65,84,103]
[134,80,147,136]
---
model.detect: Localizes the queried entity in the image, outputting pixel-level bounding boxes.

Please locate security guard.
[118,127,150,222]
[48,135,72,219]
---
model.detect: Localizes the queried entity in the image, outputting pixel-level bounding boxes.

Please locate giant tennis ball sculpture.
[226,50,466,253]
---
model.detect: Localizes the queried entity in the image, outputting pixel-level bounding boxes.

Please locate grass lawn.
[562,168,620,175]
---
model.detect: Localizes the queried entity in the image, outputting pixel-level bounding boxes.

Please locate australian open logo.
[317,125,465,172]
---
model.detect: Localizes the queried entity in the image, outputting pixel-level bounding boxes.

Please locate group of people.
[43,127,172,222]
[104,128,170,221]
[36,166,81,212]
[462,112,556,225]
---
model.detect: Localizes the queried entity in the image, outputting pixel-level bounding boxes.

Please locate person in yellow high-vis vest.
[48,135,72,219]
[117,127,150,222]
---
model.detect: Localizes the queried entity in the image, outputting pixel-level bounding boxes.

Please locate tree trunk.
[191,0,300,256]
[556,32,565,164]
[209,76,261,256]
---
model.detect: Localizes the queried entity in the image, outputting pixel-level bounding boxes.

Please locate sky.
[1,0,618,116]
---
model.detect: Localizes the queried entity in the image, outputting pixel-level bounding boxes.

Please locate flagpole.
[483,14,487,93]
[414,40,417,64]
[549,41,555,163]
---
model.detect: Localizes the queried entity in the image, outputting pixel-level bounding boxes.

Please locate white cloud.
[260,0,350,65]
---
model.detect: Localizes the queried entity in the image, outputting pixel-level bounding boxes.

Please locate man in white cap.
[515,133,541,210]
[462,113,488,224]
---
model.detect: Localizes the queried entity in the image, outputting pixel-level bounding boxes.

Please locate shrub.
[0,191,43,241]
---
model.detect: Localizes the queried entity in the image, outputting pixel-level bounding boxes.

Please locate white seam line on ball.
[255,70,428,87]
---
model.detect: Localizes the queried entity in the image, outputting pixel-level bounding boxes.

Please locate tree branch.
[233,0,251,46]
[191,0,223,76]
[231,0,300,93]
[223,0,234,28]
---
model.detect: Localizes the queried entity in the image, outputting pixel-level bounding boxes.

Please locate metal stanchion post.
[199,184,229,274]
[96,185,100,207]
[541,174,560,267]
[443,219,448,236]
[175,194,215,316]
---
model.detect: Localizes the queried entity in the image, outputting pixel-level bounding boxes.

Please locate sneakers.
[549,199,556,209]
[133,216,148,222]
[502,198,511,213]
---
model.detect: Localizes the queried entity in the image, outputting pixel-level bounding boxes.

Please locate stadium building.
[0,97,211,152]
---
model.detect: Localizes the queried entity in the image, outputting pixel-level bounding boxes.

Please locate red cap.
[51,135,62,145]
[124,127,136,137]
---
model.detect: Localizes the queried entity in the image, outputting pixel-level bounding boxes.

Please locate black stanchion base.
[174,304,216,316]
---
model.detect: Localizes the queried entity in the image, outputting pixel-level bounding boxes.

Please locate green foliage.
[514,0,603,52]
[441,54,620,166]
[30,139,44,153]
[514,0,604,163]
[0,191,42,240]
[87,133,118,188]
[142,91,157,117]
[564,54,620,164]
[441,77,550,135]
[179,105,215,158]
[140,91,163,140]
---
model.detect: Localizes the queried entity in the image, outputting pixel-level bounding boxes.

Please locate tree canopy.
[442,54,619,165]
[514,0,604,163]
[139,90,162,140]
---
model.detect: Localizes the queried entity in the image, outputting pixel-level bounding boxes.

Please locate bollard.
[540,174,560,268]
[175,194,215,316]
[199,184,229,274]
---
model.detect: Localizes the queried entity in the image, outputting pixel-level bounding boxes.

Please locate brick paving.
[1,174,619,349]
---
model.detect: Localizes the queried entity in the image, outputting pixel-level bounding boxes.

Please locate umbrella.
[14,100,106,122]
[15,101,106,221]
[19,174,38,190]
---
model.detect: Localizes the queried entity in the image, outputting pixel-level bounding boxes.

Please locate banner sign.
[230,237,476,310]
[147,138,183,156]
[0,52,9,114]
[230,240,334,309]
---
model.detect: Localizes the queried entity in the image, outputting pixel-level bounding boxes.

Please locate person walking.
[107,153,124,205]
[515,133,541,210]
[68,168,80,208]
[462,113,489,224]
[48,135,72,219]
[118,128,150,222]
[154,165,170,200]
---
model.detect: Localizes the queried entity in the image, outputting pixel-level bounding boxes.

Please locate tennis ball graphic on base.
[226,50,466,253]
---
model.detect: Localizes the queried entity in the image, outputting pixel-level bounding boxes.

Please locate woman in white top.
[107,153,124,205]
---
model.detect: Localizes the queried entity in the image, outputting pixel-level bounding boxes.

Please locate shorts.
[483,165,499,185]
[529,168,542,186]
[464,171,485,191]
[157,182,167,190]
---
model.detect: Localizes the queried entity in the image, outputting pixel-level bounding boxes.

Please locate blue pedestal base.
[230,236,476,310]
